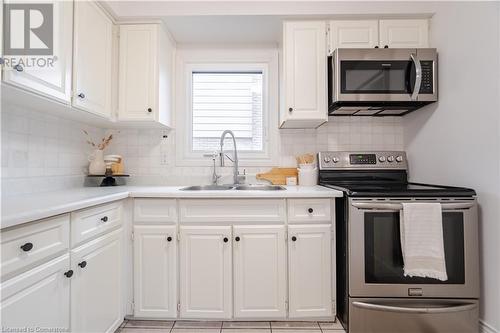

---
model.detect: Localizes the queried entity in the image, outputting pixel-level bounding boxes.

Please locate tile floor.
[115,320,346,333]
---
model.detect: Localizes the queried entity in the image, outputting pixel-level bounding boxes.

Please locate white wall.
[403,3,500,331]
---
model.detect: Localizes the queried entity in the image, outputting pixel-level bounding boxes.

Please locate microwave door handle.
[351,202,475,210]
[410,53,422,101]
[352,301,478,314]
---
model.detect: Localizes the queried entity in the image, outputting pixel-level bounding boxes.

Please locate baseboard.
[480,320,499,333]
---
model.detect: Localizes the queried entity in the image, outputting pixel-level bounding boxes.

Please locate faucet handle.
[203,151,219,160]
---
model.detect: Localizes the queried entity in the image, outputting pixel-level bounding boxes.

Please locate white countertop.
[1,185,343,229]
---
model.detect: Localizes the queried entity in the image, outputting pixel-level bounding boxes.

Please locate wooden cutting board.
[256,168,298,185]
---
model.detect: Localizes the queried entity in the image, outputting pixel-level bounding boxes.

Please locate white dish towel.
[400,202,448,281]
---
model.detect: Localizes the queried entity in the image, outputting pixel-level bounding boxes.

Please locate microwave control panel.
[419,61,434,94]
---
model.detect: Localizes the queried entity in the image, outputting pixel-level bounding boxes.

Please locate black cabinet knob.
[223,237,228,243]
[384,45,389,48]
[101,216,108,222]
[77,93,85,99]
[64,270,74,278]
[374,45,379,48]
[167,236,172,242]
[291,236,297,242]
[147,108,152,113]
[235,236,240,242]
[20,242,33,252]
[308,208,314,213]
[288,107,293,112]
[78,261,87,268]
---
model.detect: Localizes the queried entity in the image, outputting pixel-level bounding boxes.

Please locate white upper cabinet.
[281,21,328,129]
[288,224,332,318]
[73,1,113,118]
[330,19,429,51]
[233,225,287,318]
[179,226,232,319]
[118,24,175,127]
[379,19,429,48]
[70,229,122,333]
[133,225,177,318]
[2,0,73,103]
[329,20,379,52]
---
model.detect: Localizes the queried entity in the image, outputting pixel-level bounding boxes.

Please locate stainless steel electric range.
[318,151,479,333]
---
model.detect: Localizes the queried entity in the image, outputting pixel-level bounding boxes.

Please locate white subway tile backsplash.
[1,106,105,197]
[2,103,404,194]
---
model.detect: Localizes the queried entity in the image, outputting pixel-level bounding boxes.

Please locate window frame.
[175,48,279,167]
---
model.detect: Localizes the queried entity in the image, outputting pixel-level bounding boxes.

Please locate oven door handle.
[352,301,477,314]
[410,53,422,101]
[351,202,474,211]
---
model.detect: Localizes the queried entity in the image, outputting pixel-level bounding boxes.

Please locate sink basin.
[180,185,235,191]
[234,185,286,191]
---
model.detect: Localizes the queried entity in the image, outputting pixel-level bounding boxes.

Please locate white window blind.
[192,72,263,151]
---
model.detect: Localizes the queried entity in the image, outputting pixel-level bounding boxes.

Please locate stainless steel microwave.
[328,48,438,116]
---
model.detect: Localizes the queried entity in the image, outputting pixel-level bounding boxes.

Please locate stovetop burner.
[320,182,476,197]
[318,151,476,197]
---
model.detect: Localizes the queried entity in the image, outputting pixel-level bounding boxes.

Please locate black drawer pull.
[20,242,33,252]
[223,237,228,243]
[147,108,152,113]
[78,261,87,268]
[235,236,240,242]
[167,236,172,242]
[64,270,74,278]
[101,216,108,222]
[291,236,297,242]
[308,208,314,213]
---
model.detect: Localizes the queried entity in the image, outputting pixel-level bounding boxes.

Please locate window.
[175,48,279,166]
[192,72,264,152]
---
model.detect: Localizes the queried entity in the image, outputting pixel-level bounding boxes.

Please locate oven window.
[341,60,412,94]
[364,212,465,284]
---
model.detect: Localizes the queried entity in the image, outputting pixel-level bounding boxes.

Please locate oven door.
[332,48,437,103]
[348,198,479,298]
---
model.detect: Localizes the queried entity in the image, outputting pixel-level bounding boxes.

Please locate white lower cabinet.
[0,254,70,332]
[71,229,122,333]
[133,225,177,318]
[179,226,232,319]
[233,225,287,318]
[288,224,332,318]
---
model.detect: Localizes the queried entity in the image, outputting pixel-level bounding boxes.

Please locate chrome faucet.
[219,130,241,185]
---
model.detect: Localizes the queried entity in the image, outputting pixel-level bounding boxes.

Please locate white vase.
[88,149,106,175]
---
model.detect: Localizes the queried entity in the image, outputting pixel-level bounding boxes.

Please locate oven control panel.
[319,151,407,170]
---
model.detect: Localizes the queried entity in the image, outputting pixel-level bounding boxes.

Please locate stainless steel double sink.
[180,184,286,191]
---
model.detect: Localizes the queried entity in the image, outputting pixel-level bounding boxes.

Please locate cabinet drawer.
[1,214,70,278]
[179,199,285,223]
[134,199,177,223]
[287,199,332,223]
[71,201,122,247]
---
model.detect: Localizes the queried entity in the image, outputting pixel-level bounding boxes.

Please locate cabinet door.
[179,226,232,319]
[118,25,157,121]
[73,1,113,118]
[2,0,72,103]
[329,20,379,52]
[133,225,177,318]
[0,254,70,332]
[282,21,327,128]
[233,225,287,318]
[379,19,429,48]
[71,229,122,333]
[288,224,332,318]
